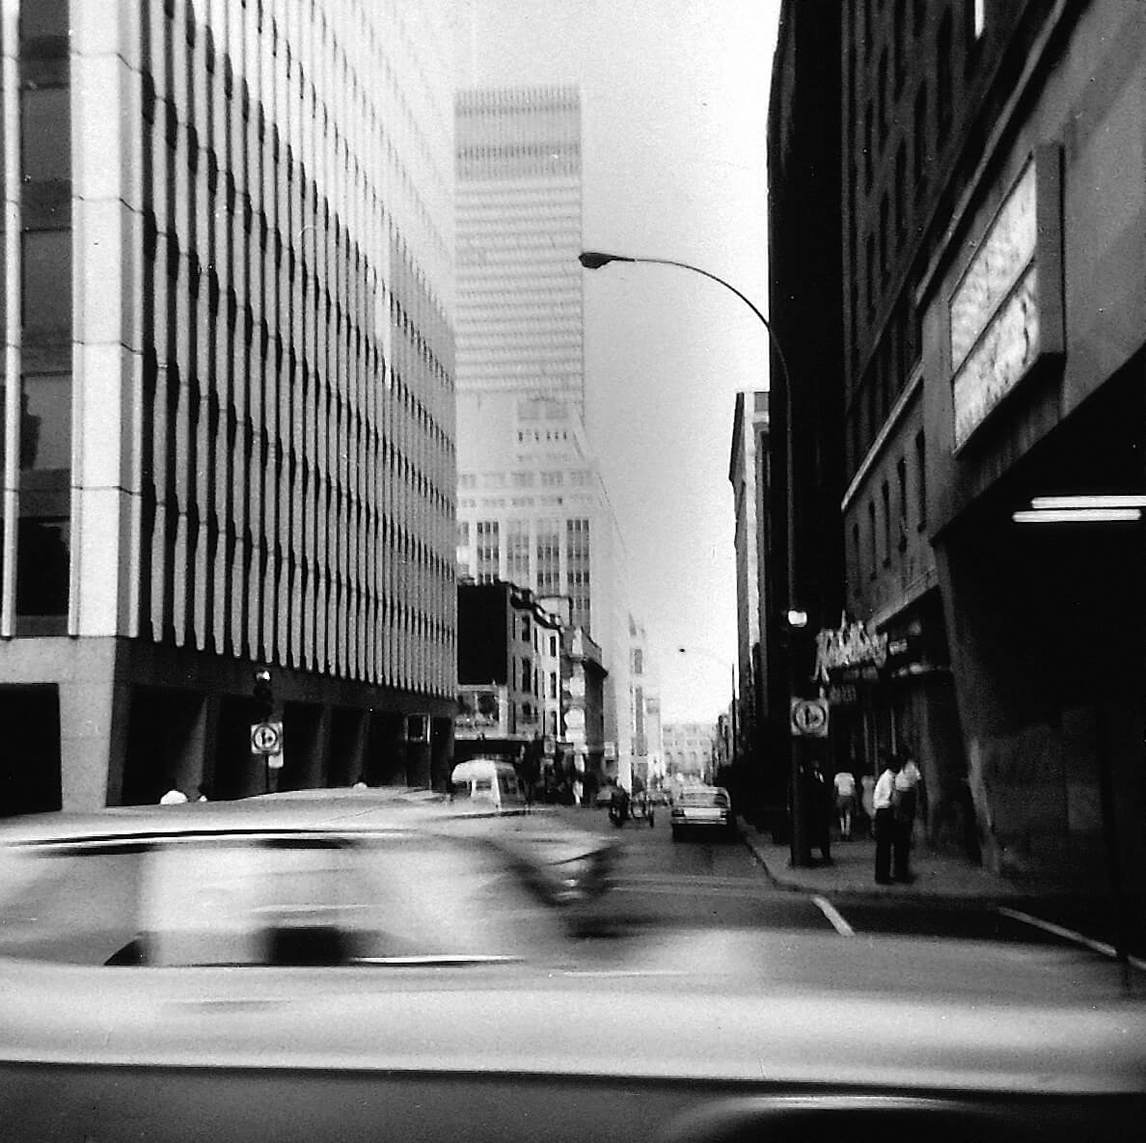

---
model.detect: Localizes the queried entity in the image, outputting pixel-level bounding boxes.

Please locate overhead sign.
[790,698,829,738]
[251,720,283,757]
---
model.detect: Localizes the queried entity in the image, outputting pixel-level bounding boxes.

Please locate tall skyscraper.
[0,0,457,813]
[455,87,584,415]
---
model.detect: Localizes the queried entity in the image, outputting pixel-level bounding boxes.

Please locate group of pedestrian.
[872,752,922,884]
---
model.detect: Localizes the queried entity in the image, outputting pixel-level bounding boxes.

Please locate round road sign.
[250,720,283,755]
[789,698,829,738]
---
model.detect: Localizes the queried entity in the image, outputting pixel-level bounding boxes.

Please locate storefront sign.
[948,154,1062,449]
[813,620,888,683]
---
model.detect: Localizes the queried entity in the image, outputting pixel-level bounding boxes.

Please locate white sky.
[453,0,781,723]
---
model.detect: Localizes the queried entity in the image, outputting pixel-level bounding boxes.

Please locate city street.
[559,807,1146,975]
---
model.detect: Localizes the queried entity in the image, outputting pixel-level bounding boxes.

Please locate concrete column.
[59,673,131,810]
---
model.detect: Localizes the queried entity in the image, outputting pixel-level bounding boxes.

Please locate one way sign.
[789,698,829,738]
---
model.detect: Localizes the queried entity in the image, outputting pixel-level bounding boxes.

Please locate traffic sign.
[789,698,829,738]
[251,720,283,757]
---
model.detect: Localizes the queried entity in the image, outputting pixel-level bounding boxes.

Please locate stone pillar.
[59,670,131,811]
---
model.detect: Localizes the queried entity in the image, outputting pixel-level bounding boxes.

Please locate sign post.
[251,720,284,792]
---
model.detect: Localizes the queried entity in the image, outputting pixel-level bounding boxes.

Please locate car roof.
[0,789,496,846]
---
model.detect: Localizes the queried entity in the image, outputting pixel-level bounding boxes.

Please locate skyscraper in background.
[455,87,584,414]
[453,86,656,790]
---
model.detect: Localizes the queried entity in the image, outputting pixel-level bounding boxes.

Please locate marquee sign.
[949,148,1063,449]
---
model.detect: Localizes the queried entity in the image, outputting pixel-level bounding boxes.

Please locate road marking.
[811,895,854,937]
[996,906,1146,971]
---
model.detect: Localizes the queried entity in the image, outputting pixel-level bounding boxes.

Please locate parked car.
[670,785,736,842]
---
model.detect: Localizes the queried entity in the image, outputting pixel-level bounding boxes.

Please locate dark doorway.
[0,686,62,816]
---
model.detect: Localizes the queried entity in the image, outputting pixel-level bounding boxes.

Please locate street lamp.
[582,250,813,865]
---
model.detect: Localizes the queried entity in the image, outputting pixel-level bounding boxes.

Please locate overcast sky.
[452,0,781,723]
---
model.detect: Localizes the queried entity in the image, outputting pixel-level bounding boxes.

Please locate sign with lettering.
[949,155,1061,449]
[813,620,889,683]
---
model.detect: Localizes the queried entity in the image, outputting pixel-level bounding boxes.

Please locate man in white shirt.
[872,754,901,885]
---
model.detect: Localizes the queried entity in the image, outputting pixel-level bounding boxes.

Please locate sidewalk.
[736,817,1027,900]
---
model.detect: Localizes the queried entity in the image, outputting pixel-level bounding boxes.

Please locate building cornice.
[841,364,923,514]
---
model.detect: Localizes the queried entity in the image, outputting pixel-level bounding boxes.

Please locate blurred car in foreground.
[670,786,736,842]
[245,786,616,909]
[0,799,1144,1142]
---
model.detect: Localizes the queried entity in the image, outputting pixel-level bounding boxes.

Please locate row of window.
[852,430,927,590]
[135,1,455,692]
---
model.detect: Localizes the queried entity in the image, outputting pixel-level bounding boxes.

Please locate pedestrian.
[833,768,857,840]
[872,753,902,885]
[802,761,833,864]
[892,753,922,883]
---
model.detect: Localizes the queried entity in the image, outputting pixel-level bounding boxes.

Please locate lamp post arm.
[587,254,794,397]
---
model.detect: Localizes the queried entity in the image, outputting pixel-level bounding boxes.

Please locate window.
[896,456,908,547]
[521,615,531,643]
[16,516,69,621]
[868,500,878,578]
[894,143,907,242]
[915,430,927,528]
[21,230,71,343]
[881,481,892,565]
[475,520,499,583]
[20,373,70,471]
[912,86,928,191]
[937,13,952,136]
[852,522,862,596]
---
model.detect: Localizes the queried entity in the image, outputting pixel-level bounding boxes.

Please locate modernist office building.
[771,0,1145,883]
[0,0,458,813]
[455,86,584,415]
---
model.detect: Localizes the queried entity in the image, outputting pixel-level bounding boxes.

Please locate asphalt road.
[568,807,1146,973]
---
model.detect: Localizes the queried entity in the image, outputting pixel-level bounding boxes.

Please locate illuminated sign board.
[949,150,1063,449]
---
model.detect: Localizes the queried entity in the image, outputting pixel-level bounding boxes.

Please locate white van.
[449,759,528,812]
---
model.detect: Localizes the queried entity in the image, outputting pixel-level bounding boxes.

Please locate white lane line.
[996,906,1146,971]
[811,895,855,937]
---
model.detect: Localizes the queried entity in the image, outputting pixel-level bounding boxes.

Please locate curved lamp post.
[580,249,812,864]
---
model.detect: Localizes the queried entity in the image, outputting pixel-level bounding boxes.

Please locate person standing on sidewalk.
[833,768,857,840]
[872,753,901,885]
[892,754,922,883]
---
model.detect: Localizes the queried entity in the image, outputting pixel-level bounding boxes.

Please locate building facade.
[728,390,774,810]
[765,1,847,853]
[454,87,584,415]
[662,722,720,784]
[774,0,1145,884]
[454,390,635,787]
[455,582,562,778]
[0,0,458,814]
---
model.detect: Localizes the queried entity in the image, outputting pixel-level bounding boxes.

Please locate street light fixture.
[582,249,813,864]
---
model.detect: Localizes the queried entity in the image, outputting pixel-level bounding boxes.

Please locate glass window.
[16,515,69,618]
[22,230,72,342]
[21,374,70,472]
[21,88,70,182]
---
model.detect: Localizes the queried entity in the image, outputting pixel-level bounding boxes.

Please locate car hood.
[1,929,1143,1094]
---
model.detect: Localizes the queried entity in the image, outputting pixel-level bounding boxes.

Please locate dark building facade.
[765,2,847,839]
[811,0,1145,884]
